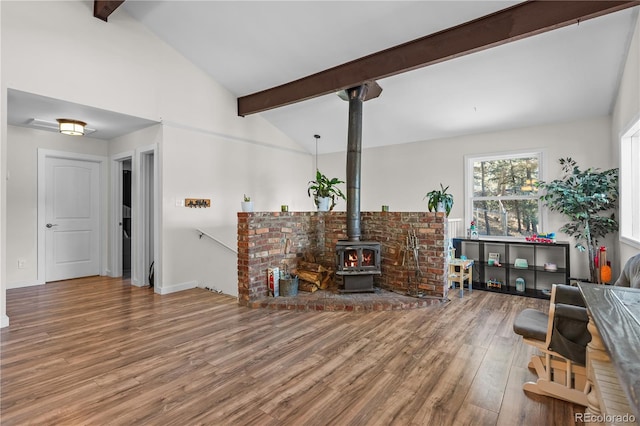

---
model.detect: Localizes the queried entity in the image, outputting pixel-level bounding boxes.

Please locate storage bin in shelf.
[452,237,571,299]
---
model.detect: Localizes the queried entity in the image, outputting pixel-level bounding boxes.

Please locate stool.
[448,259,473,297]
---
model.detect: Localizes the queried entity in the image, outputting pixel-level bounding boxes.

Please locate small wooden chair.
[513,284,591,406]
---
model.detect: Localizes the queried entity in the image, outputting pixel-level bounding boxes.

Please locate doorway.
[111,146,157,288]
[138,148,156,288]
[122,160,132,279]
[110,152,132,280]
[38,150,106,283]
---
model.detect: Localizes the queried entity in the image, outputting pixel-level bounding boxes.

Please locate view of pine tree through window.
[470,153,541,237]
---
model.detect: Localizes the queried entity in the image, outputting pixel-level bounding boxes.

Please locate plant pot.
[241,201,254,212]
[279,276,298,297]
[436,201,445,213]
[317,196,331,212]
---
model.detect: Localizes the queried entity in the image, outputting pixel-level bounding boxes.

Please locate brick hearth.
[246,288,443,311]
[237,211,449,308]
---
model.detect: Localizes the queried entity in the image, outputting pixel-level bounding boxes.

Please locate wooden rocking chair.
[513,284,592,406]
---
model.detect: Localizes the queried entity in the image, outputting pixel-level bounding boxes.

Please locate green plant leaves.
[537,157,618,282]
[307,169,346,210]
[424,183,453,216]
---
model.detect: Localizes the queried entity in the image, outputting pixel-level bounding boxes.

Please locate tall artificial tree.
[537,158,618,282]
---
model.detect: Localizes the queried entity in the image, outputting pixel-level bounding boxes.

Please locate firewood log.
[298,281,318,293]
[319,274,332,290]
[296,270,322,286]
[297,260,327,273]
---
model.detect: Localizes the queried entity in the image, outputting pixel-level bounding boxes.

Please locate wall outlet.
[17,259,26,269]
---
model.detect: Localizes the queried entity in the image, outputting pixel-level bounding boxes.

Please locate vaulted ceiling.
[121,1,639,153]
[8,1,640,154]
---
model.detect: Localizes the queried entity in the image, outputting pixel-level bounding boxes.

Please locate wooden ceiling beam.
[94,0,125,22]
[238,0,639,116]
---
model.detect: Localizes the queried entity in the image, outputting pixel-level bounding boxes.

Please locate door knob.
[46,223,58,228]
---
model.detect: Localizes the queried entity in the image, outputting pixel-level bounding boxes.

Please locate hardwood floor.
[1,277,584,425]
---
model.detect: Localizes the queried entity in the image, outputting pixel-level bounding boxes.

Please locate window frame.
[464,150,545,240]
[620,118,640,249]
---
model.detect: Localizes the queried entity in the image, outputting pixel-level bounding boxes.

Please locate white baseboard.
[156,280,198,295]
[7,280,44,289]
[1,314,9,328]
[130,279,146,288]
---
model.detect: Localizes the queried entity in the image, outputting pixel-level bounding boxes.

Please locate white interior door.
[45,157,100,281]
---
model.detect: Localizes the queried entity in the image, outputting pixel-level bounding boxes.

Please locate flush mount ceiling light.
[56,119,86,136]
[28,119,96,135]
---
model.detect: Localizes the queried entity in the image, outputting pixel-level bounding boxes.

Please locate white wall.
[5,126,110,288]
[109,125,161,158]
[1,1,312,303]
[612,11,640,269]
[319,116,613,280]
[0,0,7,327]
[161,124,309,295]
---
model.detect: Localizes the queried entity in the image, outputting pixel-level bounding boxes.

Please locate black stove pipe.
[346,85,368,242]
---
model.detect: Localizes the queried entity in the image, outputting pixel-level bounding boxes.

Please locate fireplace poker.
[410,230,420,272]
[404,229,422,297]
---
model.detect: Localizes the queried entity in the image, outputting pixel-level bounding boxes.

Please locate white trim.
[110,151,134,278]
[37,149,107,284]
[618,112,640,139]
[464,149,545,237]
[619,117,640,245]
[1,315,9,328]
[110,158,123,278]
[134,144,159,290]
[471,195,540,201]
[7,280,43,289]
[157,280,198,295]
[620,236,640,250]
[162,120,308,156]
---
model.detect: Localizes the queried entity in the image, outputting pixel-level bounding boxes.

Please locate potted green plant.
[425,183,454,216]
[537,157,618,283]
[307,170,346,211]
[241,194,254,212]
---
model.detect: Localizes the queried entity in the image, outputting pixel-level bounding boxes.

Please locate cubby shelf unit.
[452,238,571,299]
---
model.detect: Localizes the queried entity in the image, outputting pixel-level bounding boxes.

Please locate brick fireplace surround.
[237,211,449,309]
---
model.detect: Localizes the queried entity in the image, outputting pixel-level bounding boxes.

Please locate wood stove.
[336,241,381,293]
[334,82,383,293]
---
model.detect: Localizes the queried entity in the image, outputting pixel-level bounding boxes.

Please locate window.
[465,151,542,238]
[620,120,640,247]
